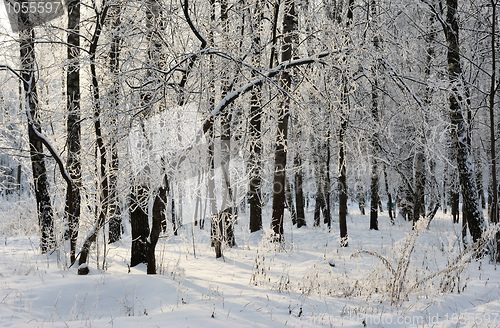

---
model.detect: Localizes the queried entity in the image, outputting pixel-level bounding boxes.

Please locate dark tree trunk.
[313,143,329,227]
[293,0,307,229]
[475,158,486,210]
[488,0,499,261]
[285,177,297,225]
[313,173,326,227]
[338,0,353,245]
[248,4,263,231]
[19,7,55,253]
[440,0,485,242]
[370,157,379,230]
[417,11,439,228]
[294,154,306,228]
[193,175,200,227]
[369,0,380,231]
[443,163,448,214]
[294,154,307,228]
[248,70,263,232]
[170,180,178,236]
[108,141,121,243]
[383,167,393,224]
[108,4,122,244]
[451,188,459,224]
[130,185,149,267]
[65,0,81,262]
[148,182,166,274]
[324,134,332,229]
[271,0,296,241]
[207,0,221,257]
[413,145,425,227]
[128,0,165,272]
[338,118,348,246]
[154,180,167,234]
[161,174,170,232]
[220,0,235,247]
[77,5,109,274]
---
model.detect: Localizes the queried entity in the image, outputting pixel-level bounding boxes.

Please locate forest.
[0,0,499,326]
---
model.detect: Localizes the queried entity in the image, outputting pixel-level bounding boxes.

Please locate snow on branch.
[201,49,347,135]
[25,94,74,189]
[2,64,74,188]
[174,48,348,169]
[381,58,425,109]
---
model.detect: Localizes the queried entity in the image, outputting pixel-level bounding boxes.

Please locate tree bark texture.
[19,7,55,253]
[271,0,296,241]
[442,0,485,242]
[65,0,81,262]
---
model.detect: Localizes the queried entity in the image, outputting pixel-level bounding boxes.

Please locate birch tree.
[424,0,486,242]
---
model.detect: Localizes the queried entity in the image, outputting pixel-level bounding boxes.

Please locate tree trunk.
[369,0,379,231]
[148,180,166,274]
[370,156,379,230]
[19,7,55,253]
[130,185,149,267]
[220,0,235,247]
[285,177,297,225]
[383,167,393,224]
[170,180,178,236]
[248,71,263,232]
[294,153,306,228]
[451,187,459,224]
[413,143,425,227]
[443,162,448,214]
[207,0,222,257]
[108,4,122,244]
[442,0,485,243]
[248,1,263,231]
[337,0,353,245]
[488,0,499,261]
[324,132,332,229]
[313,167,326,227]
[65,0,81,262]
[475,155,486,210]
[271,0,296,241]
[338,117,348,246]
[77,5,110,274]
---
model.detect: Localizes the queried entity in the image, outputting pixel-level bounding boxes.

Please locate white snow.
[1,205,500,327]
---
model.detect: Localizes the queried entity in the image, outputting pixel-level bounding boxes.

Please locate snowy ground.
[1,205,500,327]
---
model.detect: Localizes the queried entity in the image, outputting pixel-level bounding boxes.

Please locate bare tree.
[18,3,55,253]
[78,3,110,274]
[248,0,264,233]
[424,0,485,243]
[487,0,499,260]
[107,3,123,244]
[65,0,81,263]
[271,0,297,242]
[369,0,380,231]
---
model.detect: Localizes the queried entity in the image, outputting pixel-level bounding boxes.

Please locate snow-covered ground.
[1,205,499,327]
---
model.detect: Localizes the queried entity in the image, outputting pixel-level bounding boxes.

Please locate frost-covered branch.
[181,0,206,49]
[201,49,346,135]
[2,64,74,189]
[381,58,425,109]
[26,111,73,188]
[0,65,24,82]
[174,48,347,168]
